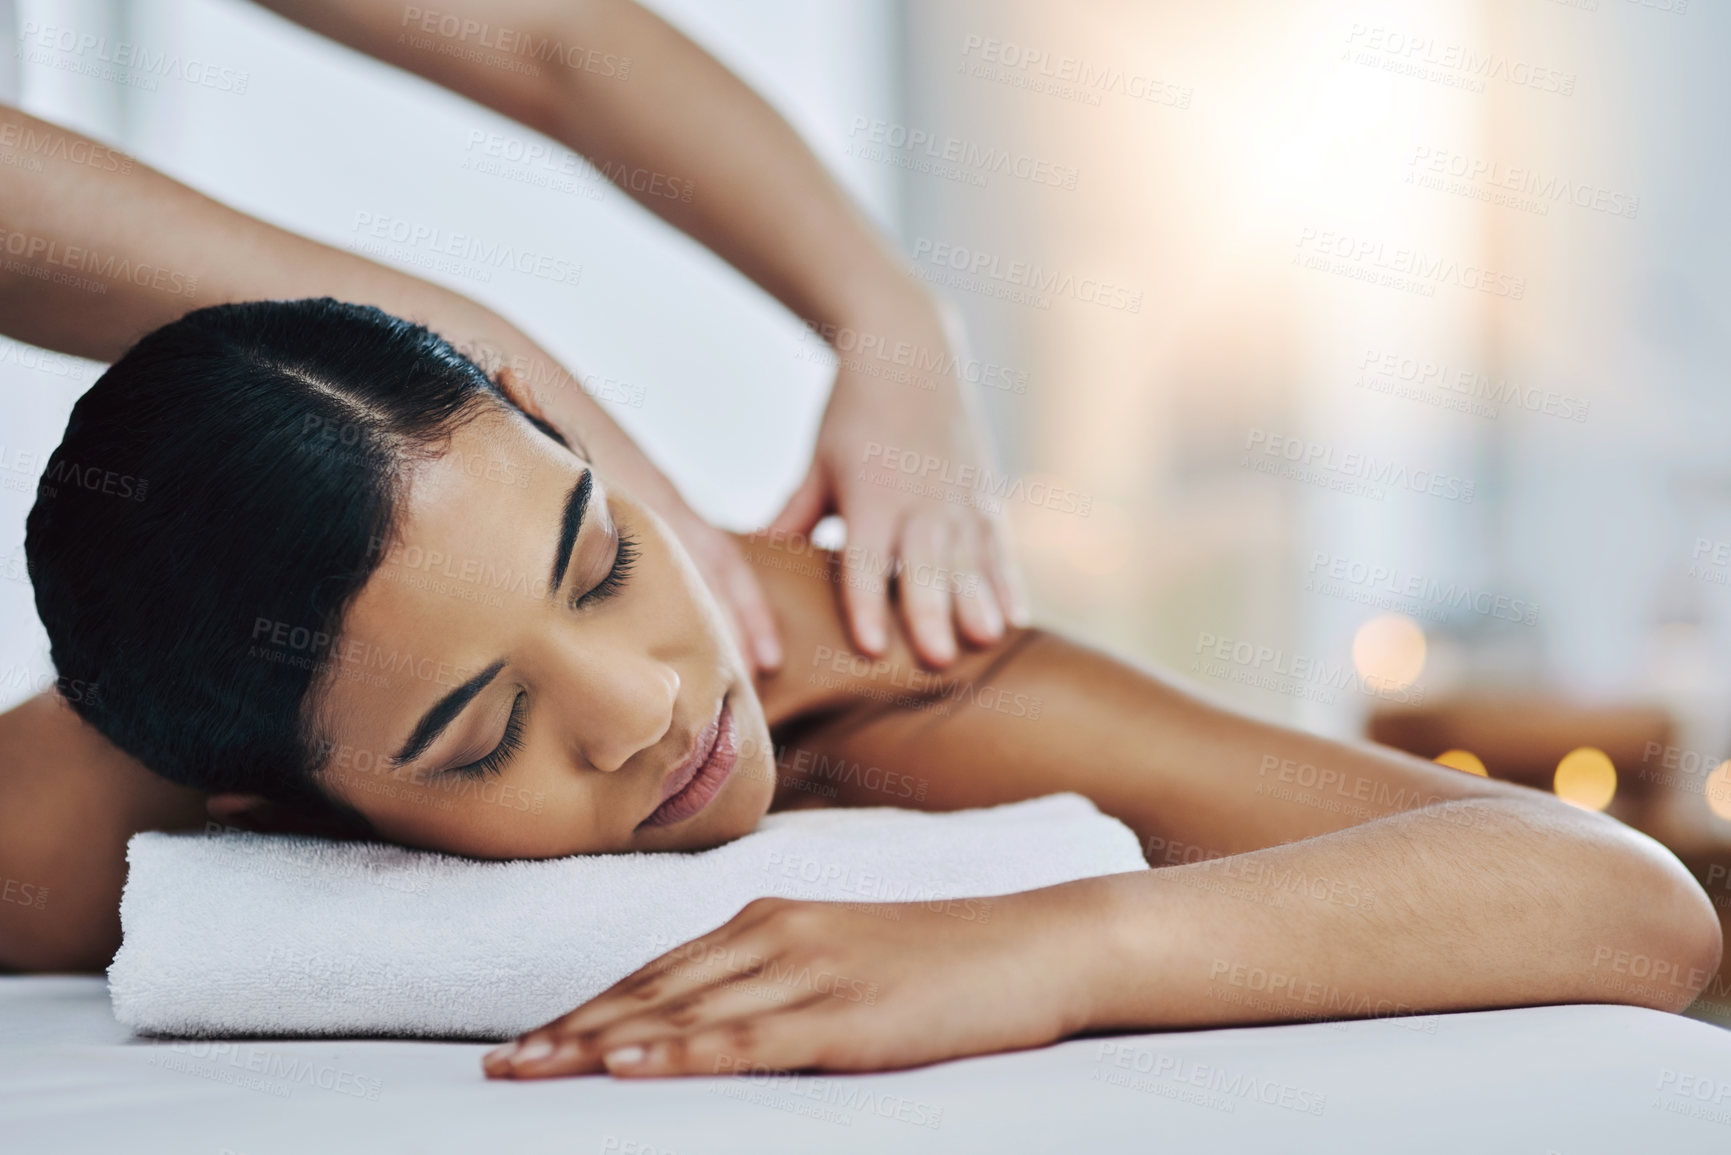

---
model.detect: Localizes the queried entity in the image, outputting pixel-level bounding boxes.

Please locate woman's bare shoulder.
[0,692,207,972]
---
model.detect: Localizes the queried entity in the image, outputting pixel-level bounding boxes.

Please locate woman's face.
[303,403,777,858]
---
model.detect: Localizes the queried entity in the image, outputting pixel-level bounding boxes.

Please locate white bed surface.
[3,976,1730,1154]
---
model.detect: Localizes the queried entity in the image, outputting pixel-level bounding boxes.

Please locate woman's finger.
[503,971,827,1081]
[600,998,854,1079]
[484,900,793,1077]
[896,512,957,667]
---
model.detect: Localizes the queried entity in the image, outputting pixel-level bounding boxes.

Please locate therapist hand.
[660,499,785,674]
[481,887,1099,1081]
[768,299,1028,668]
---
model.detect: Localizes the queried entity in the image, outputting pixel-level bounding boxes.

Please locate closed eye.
[446,689,528,779]
[571,530,638,610]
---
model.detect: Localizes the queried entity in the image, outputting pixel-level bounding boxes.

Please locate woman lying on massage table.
[0,298,1719,1082]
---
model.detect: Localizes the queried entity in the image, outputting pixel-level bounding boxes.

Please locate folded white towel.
[109,792,1146,1039]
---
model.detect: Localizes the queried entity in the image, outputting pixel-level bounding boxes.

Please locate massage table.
[4,976,1729,1153]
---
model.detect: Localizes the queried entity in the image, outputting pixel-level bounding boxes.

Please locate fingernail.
[757,636,783,670]
[603,1044,647,1071]
[980,594,1005,637]
[484,1040,520,1063]
[860,620,886,653]
[514,1038,554,1063]
[928,630,956,664]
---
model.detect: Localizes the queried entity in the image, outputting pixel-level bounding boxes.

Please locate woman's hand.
[481,886,1106,1080]
[770,299,1029,668]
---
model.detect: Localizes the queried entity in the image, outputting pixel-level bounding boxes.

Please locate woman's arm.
[258,0,1025,667]
[480,538,1722,1078]
[0,103,782,668]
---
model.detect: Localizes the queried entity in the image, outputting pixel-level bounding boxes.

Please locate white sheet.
[4,977,1731,1154]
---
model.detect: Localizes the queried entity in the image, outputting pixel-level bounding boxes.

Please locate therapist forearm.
[263,0,935,335]
[0,105,675,507]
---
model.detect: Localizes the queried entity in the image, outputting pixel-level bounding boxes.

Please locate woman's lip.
[640,699,736,828]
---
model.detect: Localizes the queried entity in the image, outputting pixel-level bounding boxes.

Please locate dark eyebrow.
[548,470,593,596]
[391,659,506,767]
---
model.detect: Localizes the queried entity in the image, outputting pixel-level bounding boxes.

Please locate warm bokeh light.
[1554,747,1618,812]
[1351,614,1427,691]
[1435,749,1487,777]
[1707,761,1731,823]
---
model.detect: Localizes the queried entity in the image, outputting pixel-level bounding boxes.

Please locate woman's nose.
[563,648,680,775]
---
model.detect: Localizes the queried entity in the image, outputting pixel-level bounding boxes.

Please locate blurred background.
[1,0,1728,1019]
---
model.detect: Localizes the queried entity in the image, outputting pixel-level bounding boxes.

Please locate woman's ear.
[204,792,273,832]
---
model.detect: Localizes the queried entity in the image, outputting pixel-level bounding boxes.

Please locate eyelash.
[572,530,639,610]
[453,690,527,779]
[451,532,639,779]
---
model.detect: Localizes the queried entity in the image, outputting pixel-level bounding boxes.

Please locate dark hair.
[25,298,545,818]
